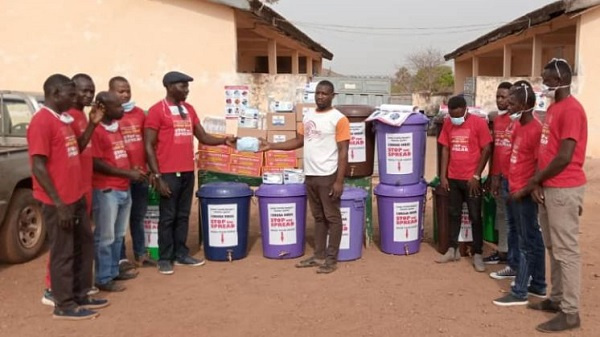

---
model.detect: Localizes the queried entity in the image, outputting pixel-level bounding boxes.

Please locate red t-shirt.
[27,108,83,205]
[509,119,543,194]
[438,114,492,180]
[92,125,131,191]
[68,108,93,194]
[491,113,518,176]
[120,106,146,170]
[145,100,200,173]
[538,96,587,188]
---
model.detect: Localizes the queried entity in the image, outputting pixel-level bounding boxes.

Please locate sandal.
[295,257,324,268]
[316,263,337,274]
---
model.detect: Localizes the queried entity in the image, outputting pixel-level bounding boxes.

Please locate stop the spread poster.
[393,201,419,242]
[349,122,367,163]
[268,203,297,245]
[208,204,238,247]
[386,133,413,175]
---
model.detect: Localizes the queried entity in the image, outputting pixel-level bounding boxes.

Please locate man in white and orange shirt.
[261,80,350,274]
[91,91,146,292]
[109,76,155,267]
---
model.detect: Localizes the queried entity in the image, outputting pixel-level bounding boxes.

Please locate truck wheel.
[0,188,46,263]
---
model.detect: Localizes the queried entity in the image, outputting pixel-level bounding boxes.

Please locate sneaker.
[174,256,206,267]
[536,312,580,333]
[118,260,137,273]
[53,307,99,321]
[41,289,55,307]
[490,266,516,280]
[316,263,337,274]
[158,260,174,275]
[435,247,457,263]
[527,286,547,299]
[527,299,560,313]
[454,248,461,261]
[135,255,157,267]
[483,251,507,265]
[95,281,126,292]
[295,256,324,268]
[77,297,110,310]
[492,293,528,307]
[87,286,100,296]
[473,254,485,272]
[114,269,139,281]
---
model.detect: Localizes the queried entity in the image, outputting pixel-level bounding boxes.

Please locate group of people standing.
[28,71,234,320]
[436,58,587,333]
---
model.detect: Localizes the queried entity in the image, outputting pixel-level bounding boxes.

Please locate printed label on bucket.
[349,122,366,163]
[393,201,419,242]
[143,205,159,248]
[208,204,238,247]
[385,133,413,175]
[458,203,473,242]
[340,207,351,250]
[268,203,297,245]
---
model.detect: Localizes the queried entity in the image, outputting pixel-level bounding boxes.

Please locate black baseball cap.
[162,71,194,87]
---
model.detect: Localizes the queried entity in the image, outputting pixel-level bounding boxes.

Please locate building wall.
[578,6,600,157]
[478,56,503,76]
[454,59,472,93]
[0,0,237,119]
[511,50,533,77]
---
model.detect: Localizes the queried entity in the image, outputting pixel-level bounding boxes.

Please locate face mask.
[450,109,467,126]
[497,110,508,116]
[542,84,570,99]
[101,121,119,133]
[168,105,188,117]
[59,113,75,124]
[122,101,135,112]
[509,108,533,122]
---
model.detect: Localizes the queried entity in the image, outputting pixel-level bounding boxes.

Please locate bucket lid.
[336,105,375,118]
[375,112,429,127]
[341,187,368,201]
[255,183,306,197]
[197,182,253,198]
[373,181,427,197]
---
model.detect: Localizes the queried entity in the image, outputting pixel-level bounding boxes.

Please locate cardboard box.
[295,103,317,120]
[296,122,303,131]
[230,154,263,167]
[296,148,303,158]
[267,131,296,143]
[236,128,267,139]
[229,163,261,177]
[238,116,258,129]
[197,151,231,165]
[198,144,231,154]
[297,160,303,170]
[198,161,230,172]
[231,150,263,160]
[267,113,296,131]
[265,150,297,168]
[262,166,286,173]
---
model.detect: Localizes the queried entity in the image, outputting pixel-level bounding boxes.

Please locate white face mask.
[59,113,75,124]
[497,110,508,116]
[101,121,119,133]
[168,104,188,116]
[509,108,533,122]
[542,84,570,99]
[122,101,135,112]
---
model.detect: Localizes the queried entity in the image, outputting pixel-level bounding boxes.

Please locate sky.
[272,0,557,76]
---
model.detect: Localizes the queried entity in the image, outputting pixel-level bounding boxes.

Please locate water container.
[336,105,376,178]
[374,181,427,255]
[375,113,429,185]
[338,187,368,261]
[255,184,307,259]
[143,187,160,260]
[197,182,253,261]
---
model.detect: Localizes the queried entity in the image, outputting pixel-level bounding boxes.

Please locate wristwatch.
[473,174,481,180]
[153,173,162,179]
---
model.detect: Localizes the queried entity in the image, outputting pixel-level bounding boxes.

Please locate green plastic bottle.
[144,187,160,260]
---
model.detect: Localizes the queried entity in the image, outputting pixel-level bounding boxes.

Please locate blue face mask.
[450,109,467,126]
[122,101,135,112]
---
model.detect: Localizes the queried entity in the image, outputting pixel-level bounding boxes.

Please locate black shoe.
[95,281,126,292]
[118,260,137,273]
[527,286,547,299]
[527,299,560,313]
[316,263,338,274]
[77,297,110,310]
[174,255,206,267]
[492,293,528,307]
[158,260,174,275]
[135,255,157,267]
[536,312,580,333]
[114,269,139,281]
[483,251,506,265]
[53,307,99,320]
[295,256,324,268]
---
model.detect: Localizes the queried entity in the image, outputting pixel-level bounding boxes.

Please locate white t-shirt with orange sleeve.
[297,108,350,176]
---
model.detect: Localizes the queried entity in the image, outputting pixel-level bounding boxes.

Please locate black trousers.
[44,197,93,311]
[158,172,194,261]
[448,179,483,254]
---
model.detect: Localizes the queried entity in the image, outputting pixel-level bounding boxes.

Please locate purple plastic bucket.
[255,184,307,259]
[375,113,429,186]
[374,181,427,255]
[338,187,368,261]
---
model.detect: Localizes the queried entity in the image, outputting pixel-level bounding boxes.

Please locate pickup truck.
[0,91,46,263]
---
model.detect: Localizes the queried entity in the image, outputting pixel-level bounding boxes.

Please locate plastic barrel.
[197,182,253,262]
[143,187,160,261]
[338,187,368,261]
[374,181,427,255]
[337,105,376,178]
[255,184,307,259]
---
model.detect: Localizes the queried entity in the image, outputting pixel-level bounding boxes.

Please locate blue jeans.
[501,178,520,271]
[510,195,547,299]
[93,189,132,285]
[120,181,149,259]
[159,172,194,261]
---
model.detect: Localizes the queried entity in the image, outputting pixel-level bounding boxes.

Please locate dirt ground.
[1,137,599,337]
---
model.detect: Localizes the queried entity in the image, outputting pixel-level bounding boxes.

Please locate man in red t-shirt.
[145,71,235,275]
[91,91,146,292]
[28,74,107,320]
[526,59,587,333]
[109,76,155,268]
[437,96,492,272]
[492,81,546,308]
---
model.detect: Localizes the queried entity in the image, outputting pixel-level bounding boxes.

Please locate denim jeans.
[158,172,194,261]
[448,179,483,254]
[93,188,132,285]
[510,195,546,299]
[120,181,149,259]
[501,178,520,271]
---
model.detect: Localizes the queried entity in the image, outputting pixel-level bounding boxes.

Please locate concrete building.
[445,0,600,157]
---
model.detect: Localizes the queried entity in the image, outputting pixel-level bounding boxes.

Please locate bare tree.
[392,66,413,93]
[406,47,447,93]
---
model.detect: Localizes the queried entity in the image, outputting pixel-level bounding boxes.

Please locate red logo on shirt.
[304,120,321,140]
